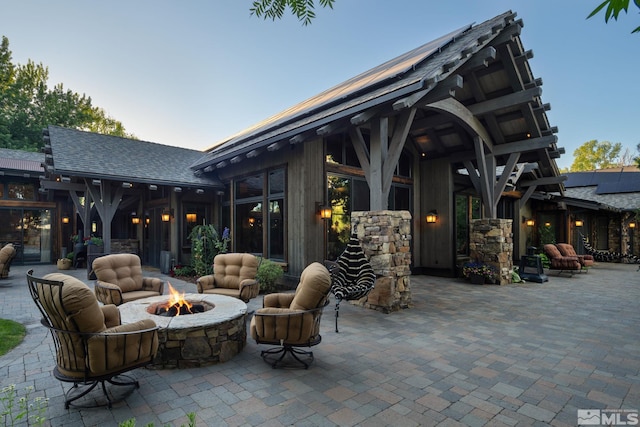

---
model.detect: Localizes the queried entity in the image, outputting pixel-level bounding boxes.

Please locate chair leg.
[261,346,314,369]
[62,374,139,409]
[335,299,341,333]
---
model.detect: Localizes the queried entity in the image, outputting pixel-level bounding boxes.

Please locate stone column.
[351,210,412,313]
[469,218,513,285]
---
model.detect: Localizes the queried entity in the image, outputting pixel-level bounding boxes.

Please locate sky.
[0,0,638,170]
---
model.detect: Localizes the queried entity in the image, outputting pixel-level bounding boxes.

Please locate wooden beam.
[348,127,371,181]
[350,107,382,126]
[467,86,542,116]
[267,141,286,152]
[520,176,567,187]
[382,108,416,196]
[425,97,494,153]
[492,135,557,156]
[494,152,520,205]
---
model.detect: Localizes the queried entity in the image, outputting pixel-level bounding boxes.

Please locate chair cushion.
[290,262,331,311]
[43,273,106,333]
[93,254,144,293]
[543,244,562,259]
[556,243,578,257]
[213,253,258,290]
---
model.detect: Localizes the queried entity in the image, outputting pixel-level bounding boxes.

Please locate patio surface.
[1,261,639,426]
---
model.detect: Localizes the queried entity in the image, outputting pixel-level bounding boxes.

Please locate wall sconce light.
[186,213,197,223]
[131,216,141,225]
[91,222,97,233]
[317,203,332,220]
[61,216,69,224]
[525,218,535,227]
[629,222,636,229]
[248,217,256,226]
[122,182,132,188]
[544,222,551,227]
[161,209,173,222]
[426,210,438,224]
[195,189,204,195]
[149,184,158,191]
[145,217,150,225]
[575,219,583,227]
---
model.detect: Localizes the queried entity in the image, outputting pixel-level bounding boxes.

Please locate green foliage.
[461,262,498,282]
[250,0,335,25]
[188,225,230,276]
[84,236,103,246]
[256,258,284,293]
[570,140,623,171]
[118,412,196,427]
[537,252,551,269]
[538,225,556,246]
[588,0,640,33]
[173,264,195,277]
[0,319,26,356]
[1,384,48,427]
[66,251,74,261]
[0,35,134,152]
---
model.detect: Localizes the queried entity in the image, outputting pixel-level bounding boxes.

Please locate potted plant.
[462,261,498,285]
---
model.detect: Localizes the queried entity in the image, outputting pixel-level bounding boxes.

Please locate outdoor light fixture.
[174,187,182,193]
[186,213,197,223]
[161,209,173,222]
[92,179,101,186]
[122,182,132,188]
[426,210,438,224]
[630,222,636,229]
[544,222,551,227]
[61,216,69,224]
[149,184,158,191]
[248,217,256,226]
[195,189,204,195]
[91,222,97,233]
[525,219,535,227]
[575,219,583,227]
[316,203,332,220]
[131,216,141,225]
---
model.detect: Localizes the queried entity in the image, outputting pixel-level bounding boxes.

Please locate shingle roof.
[190,12,514,170]
[563,168,640,211]
[0,148,44,173]
[46,126,221,187]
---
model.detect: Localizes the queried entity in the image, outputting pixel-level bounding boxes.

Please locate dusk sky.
[1,1,638,170]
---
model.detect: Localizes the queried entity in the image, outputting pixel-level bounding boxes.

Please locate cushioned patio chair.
[328,234,376,332]
[556,243,594,269]
[543,244,581,275]
[196,253,259,303]
[0,243,16,279]
[93,254,165,306]
[250,262,331,369]
[27,269,159,408]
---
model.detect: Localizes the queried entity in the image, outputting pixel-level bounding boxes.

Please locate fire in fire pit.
[149,283,214,317]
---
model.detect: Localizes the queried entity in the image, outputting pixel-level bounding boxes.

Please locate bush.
[256,258,283,293]
[172,265,195,277]
[188,225,230,277]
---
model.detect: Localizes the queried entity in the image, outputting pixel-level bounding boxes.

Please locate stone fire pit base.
[119,294,247,369]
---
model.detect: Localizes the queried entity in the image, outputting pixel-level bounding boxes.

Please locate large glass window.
[231,169,285,261]
[455,194,481,256]
[0,207,52,264]
[8,183,35,200]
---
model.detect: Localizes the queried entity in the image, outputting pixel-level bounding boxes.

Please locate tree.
[588,0,640,33]
[0,36,134,152]
[570,140,623,171]
[250,0,334,25]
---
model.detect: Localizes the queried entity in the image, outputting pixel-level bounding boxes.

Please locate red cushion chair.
[556,243,595,269]
[543,244,581,275]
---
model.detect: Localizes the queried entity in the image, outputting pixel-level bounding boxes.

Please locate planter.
[57,259,72,270]
[469,273,485,285]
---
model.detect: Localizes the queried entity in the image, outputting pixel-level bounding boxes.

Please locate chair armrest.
[263,292,295,308]
[142,277,164,294]
[101,304,121,328]
[252,307,316,342]
[196,275,215,293]
[95,281,124,306]
[239,279,259,302]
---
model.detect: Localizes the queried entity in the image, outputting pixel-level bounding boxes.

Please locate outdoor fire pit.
[119,291,247,369]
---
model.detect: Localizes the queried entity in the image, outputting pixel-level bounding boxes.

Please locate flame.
[163,282,192,316]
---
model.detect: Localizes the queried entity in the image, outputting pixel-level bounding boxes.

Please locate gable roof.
[190,10,562,194]
[44,125,221,188]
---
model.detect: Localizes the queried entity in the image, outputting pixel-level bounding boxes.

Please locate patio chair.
[196,253,260,303]
[26,270,159,408]
[543,244,581,275]
[250,262,331,369]
[93,254,165,306]
[328,234,376,332]
[556,243,594,269]
[0,243,16,279]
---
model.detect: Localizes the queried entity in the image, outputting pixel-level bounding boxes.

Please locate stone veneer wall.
[350,210,412,313]
[469,218,513,285]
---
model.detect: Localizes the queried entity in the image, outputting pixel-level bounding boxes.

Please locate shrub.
[256,258,283,293]
[188,225,230,276]
[172,265,195,277]
[462,261,498,282]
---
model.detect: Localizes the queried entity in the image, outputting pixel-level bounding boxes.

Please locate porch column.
[469,218,513,285]
[351,210,412,312]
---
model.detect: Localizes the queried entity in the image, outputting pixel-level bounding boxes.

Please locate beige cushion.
[93,254,144,293]
[290,262,331,310]
[213,253,258,289]
[43,273,106,333]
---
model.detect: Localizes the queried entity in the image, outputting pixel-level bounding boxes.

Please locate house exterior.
[5,10,575,281]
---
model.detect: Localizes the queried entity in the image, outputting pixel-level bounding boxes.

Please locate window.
[455,194,481,256]
[232,169,285,261]
[8,183,35,200]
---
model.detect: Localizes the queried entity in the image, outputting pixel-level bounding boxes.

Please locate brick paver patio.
[1,261,638,426]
